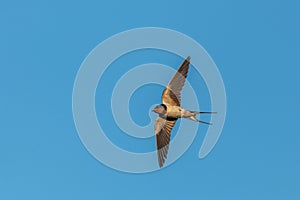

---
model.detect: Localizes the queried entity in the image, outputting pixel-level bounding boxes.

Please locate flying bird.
[152,56,216,168]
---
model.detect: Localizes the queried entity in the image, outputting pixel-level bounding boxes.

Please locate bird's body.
[153,56,215,168]
[163,105,182,118]
[156,105,199,120]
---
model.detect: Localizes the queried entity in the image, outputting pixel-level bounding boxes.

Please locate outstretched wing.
[162,56,191,106]
[155,117,177,168]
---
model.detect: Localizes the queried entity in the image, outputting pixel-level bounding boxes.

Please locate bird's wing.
[162,56,191,106]
[155,116,177,168]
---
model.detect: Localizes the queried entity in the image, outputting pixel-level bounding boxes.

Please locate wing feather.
[155,117,177,168]
[162,56,191,106]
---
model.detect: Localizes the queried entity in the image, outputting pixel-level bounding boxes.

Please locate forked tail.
[188,111,217,125]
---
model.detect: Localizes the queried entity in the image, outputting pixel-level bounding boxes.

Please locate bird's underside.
[155,56,190,168]
[154,56,215,168]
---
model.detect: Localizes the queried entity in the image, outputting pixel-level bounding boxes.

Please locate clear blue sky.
[1,0,300,199]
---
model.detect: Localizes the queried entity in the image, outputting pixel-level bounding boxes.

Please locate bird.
[152,56,216,168]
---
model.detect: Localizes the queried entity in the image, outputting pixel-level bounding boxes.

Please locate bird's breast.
[166,106,183,118]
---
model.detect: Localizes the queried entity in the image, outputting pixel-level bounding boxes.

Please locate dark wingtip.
[186,56,191,62]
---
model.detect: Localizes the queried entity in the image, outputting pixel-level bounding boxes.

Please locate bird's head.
[152,104,167,114]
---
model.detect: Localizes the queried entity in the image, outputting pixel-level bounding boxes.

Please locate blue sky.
[1,0,300,199]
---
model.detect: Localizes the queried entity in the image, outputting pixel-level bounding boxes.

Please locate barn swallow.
[153,56,216,168]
